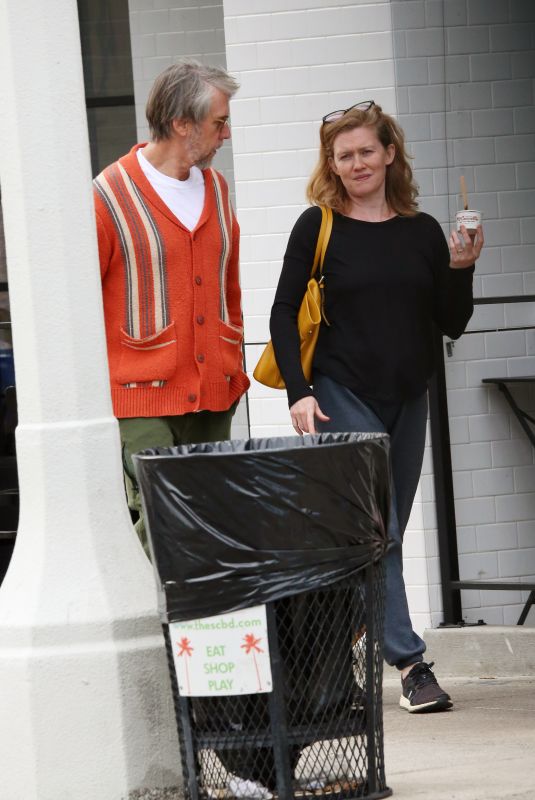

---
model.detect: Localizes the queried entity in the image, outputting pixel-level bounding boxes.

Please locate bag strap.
[310,206,333,279]
[319,207,333,275]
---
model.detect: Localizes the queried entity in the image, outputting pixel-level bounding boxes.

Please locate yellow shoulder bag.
[253,206,333,390]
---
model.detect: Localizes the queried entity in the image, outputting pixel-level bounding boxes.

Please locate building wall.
[392,0,535,627]
[222,0,396,438]
[222,0,435,635]
[127,0,535,631]
[127,0,249,437]
[128,0,235,188]
[222,0,396,440]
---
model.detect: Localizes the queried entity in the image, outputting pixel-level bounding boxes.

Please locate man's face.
[186,88,231,169]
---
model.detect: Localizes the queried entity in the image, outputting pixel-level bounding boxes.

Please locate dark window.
[77,0,137,176]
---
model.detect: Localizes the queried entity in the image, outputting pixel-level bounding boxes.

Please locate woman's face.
[329,126,395,203]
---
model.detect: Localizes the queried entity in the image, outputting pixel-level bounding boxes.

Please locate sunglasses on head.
[322,100,375,125]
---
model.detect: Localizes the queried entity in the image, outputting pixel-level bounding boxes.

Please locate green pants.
[119,407,236,556]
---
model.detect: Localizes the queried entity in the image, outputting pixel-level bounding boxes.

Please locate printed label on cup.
[456,210,482,231]
[456,210,482,241]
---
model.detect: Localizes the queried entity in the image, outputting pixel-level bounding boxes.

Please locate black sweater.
[270,206,474,408]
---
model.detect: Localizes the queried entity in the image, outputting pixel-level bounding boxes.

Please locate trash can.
[134,433,392,800]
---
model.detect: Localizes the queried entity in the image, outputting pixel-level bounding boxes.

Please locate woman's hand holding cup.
[449,212,484,269]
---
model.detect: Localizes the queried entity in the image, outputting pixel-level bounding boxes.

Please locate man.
[94,62,272,800]
[94,60,249,553]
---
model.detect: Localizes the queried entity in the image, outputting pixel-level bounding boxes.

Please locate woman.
[270,101,484,714]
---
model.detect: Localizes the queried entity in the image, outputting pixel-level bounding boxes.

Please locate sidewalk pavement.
[382,677,535,800]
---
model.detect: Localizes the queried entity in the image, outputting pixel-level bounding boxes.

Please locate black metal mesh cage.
[134,434,392,800]
[164,567,389,800]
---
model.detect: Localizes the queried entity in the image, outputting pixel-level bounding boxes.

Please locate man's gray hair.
[146,59,239,141]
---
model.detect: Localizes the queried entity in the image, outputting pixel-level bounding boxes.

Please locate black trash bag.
[133,432,390,622]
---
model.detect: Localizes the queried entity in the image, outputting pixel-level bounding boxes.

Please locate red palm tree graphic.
[241,633,264,691]
[177,636,194,694]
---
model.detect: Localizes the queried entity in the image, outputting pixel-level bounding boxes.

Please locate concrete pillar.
[0,2,180,797]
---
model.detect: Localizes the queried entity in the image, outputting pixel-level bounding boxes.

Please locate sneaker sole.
[399,695,453,713]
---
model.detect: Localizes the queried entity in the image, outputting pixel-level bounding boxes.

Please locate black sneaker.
[400,661,453,713]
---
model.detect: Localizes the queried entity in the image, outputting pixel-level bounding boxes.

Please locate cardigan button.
[195,276,202,285]
[196,315,205,325]
[188,393,197,403]
[197,354,205,363]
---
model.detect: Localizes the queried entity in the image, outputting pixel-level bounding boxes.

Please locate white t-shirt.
[137,148,205,231]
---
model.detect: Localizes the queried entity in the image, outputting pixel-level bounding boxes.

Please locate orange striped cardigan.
[93,144,249,419]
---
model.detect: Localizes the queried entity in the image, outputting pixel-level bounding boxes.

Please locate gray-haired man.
[94,60,250,554]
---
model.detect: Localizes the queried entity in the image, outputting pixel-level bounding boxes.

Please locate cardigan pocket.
[219,320,243,377]
[116,322,177,385]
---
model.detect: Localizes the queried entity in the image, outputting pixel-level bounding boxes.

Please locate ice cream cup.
[456,209,482,241]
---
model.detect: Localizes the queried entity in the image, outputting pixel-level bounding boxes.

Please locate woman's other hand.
[449,224,484,269]
[290,395,330,435]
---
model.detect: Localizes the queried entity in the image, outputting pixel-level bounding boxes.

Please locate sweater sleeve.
[225,210,243,328]
[430,217,475,340]
[226,210,246,371]
[270,206,323,407]
[94,204,113,280]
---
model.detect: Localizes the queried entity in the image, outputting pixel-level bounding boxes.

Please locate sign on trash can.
[169,605,273,696]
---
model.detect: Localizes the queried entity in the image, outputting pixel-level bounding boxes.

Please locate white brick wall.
[128,0,236,191]
[223,0,437,635]
[443,335,535,625]
[127,0,249,438]
[127,0,535,632]
[223,0,397,438]
[392,0,535,628]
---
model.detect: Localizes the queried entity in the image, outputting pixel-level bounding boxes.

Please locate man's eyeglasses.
[322,101,375,125]
[213,117,230,132]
